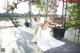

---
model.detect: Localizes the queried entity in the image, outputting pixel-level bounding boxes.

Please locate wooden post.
[29,1,32,27]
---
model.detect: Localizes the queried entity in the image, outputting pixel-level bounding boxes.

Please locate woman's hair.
[34,16,40,21]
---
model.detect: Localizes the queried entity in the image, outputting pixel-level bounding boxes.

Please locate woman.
[32,16,65,51]
[32,16,58,29]
[31,16,43,29]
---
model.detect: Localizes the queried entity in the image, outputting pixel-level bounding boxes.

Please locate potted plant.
[53,27,66,40]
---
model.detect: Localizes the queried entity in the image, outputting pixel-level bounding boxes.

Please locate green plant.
[66,3,80,29]
[65,20,80,29]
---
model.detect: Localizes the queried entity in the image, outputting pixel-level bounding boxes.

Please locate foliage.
[66,3,80,29]
[14,20,21,27]
[67,3,80,18]
[34,0,51,13]
[4,2,17,11]
[65,20,80,29]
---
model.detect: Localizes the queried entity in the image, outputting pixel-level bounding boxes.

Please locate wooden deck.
[45,39,80,53]
[0,26,80,53]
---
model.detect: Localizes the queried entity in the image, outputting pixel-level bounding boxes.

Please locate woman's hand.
[44,19,50,24]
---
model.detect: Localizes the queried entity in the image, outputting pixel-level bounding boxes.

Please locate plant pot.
[53,27,66,40]
[25,22,30,27]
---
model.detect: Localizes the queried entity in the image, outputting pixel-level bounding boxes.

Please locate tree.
[66,3,80,29]
[34,0,51,14]
[3,0,59,27]
[3,1,18,27]
[67,3,80,18]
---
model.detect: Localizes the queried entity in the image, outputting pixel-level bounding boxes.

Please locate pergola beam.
[62,0,80,3]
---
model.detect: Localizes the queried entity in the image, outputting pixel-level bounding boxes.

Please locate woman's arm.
[41,20,49,30]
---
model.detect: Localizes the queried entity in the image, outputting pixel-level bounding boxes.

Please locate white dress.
[32,26,65,51]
